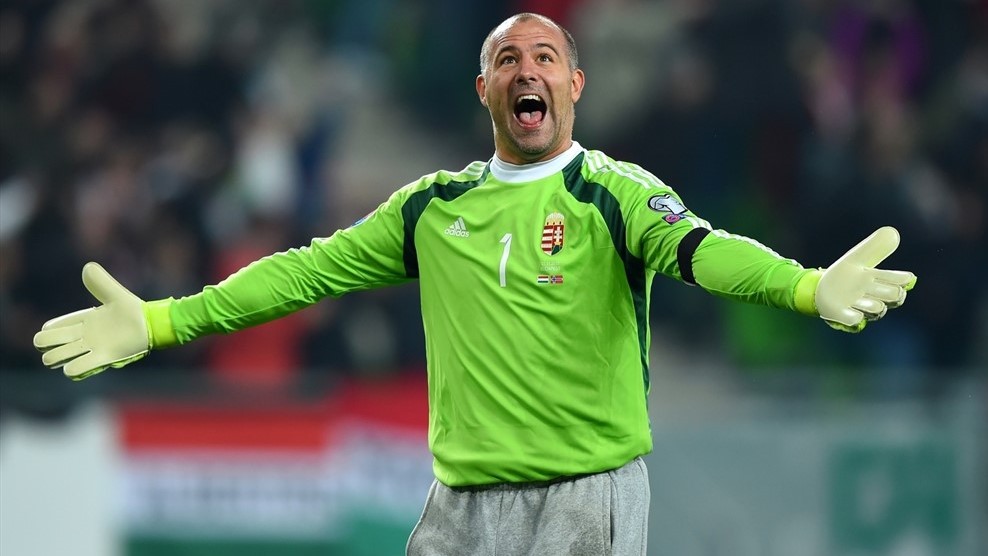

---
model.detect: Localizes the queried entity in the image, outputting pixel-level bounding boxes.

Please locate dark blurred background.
[0,1,985,555]
[2,0,985,397]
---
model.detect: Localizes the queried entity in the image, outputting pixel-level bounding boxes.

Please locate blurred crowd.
[0,0,985,401]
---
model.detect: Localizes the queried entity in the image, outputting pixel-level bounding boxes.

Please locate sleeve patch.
[647,194,688,224]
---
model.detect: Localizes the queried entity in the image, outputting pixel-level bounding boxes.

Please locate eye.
[499,55,517,66]
[538,53,552,62]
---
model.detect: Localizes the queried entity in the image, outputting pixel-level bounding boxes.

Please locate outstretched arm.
[33,195,412,380]
[685,225,916,332]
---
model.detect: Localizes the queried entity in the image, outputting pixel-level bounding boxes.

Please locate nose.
[515,57,538,83]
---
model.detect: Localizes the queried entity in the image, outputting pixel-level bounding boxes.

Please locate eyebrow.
[494,42,562,61]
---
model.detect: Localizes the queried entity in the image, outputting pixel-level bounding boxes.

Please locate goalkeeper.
[34,12,916,556]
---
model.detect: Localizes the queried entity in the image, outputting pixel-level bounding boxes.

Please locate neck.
[495,138,574,165]
[489,141,583,183]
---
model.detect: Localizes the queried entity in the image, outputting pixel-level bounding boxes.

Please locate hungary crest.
[541,212,564,256]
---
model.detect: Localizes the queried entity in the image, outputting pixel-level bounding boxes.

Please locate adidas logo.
[444,216,470,237]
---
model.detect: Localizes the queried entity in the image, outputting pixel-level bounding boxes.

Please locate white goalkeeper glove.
[810,226,917,333]
[33,262,151,380]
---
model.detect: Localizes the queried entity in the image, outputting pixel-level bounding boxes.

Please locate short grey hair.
[479,13,579,74]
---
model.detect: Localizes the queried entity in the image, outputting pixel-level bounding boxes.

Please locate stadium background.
[0,0,984,554]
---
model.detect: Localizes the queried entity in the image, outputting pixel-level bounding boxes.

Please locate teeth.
[516,94,543,105]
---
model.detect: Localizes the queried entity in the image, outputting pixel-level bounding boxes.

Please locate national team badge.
[541,212,565,255]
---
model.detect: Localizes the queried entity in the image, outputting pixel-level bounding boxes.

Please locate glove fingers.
[38,308,92,332]
[841,226,900,268]
[33,323,84,350]
[868,283,909,308]
[867,269,916,307]
[863,281,905,304]
[82,262,129,305]
[64,352,109,380]
[853,297,887,321]
[69,365,110,381]
[869,268,917,288]
[41,341,88,368]
[885,289,908,309]
[825,318,866,333]
[829,306,865,328]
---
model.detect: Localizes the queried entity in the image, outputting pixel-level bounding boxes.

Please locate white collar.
[488,141,584,183]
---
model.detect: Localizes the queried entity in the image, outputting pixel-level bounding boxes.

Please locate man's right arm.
[35,187,413,380]
[165,221,411,344]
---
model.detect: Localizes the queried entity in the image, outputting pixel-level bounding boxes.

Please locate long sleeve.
[689,230,815,311]
[584,152,815,314]
[150,190,412,346]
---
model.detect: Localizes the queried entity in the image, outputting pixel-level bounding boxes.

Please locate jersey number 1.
[499,233,512,287]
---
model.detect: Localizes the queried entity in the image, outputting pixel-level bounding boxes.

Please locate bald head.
[479,13,579,75]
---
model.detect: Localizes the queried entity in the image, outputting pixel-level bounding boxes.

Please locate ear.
[476,74,488,107]
[571,69,586,103]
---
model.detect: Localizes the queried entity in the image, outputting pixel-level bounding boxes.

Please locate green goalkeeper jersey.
[158,142,814,486]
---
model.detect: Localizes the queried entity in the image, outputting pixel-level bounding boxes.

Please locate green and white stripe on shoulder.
[583,150,670,191]
[407,160,488,192]
[440,160,487,184]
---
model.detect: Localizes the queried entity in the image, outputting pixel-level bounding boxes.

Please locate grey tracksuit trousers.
[407,457,650,556]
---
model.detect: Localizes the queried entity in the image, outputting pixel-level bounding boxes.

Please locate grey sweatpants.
[406,457,650,556]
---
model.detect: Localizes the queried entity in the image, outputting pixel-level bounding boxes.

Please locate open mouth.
[514,94,547,127]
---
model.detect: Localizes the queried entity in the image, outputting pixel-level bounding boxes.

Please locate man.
[34,13,915,556]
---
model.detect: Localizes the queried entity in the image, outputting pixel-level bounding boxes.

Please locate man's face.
[476,18,585,164]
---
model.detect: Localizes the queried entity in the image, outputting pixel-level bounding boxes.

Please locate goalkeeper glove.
[797,226,917,333]
[33,262,172,380]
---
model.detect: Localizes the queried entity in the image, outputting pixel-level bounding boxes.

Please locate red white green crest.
[541,213,564,256]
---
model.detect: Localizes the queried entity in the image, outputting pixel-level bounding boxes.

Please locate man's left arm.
[681,225,917,332]
[627,189,916,332]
